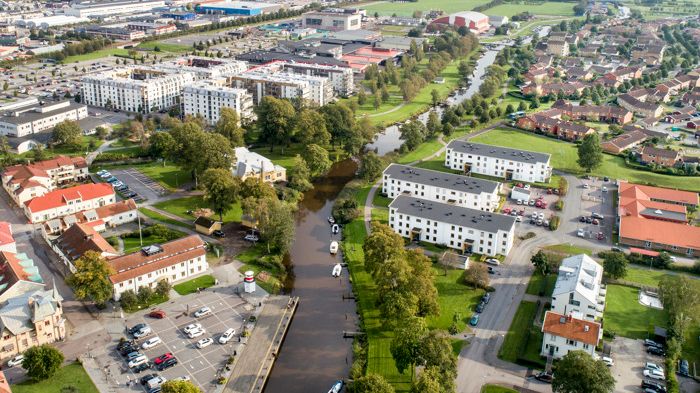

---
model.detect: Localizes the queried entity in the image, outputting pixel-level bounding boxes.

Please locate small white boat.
[331,224,339,234]
[332,263,341,277]
[329,241,338,255]
[328,380,344,393]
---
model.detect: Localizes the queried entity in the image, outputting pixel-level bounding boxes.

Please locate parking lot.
[99,287,261,391]
[611,337,666,392]
[501,184,560,231]
[572,177,616,243]
[93,168,168,203]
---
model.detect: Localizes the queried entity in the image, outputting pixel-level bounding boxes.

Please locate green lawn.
[486,1,575,16]
[123,293,169,313]
[236,245,285,294]
[397,138,444,165]
[153,196,242,224]
[526,272,557,297]
[361,0,491,16]
[120,226,187,253]
[139,207,191,228]
[62,48,130,63]
[96,161,190,191]
[250,144,347,170]
[499,301,544,367]
[603,285,668,339]
[173,274,216,295]
[472,128,700,192]
[137,41,190,53]
[12,362,98,393]
[481,385,518,393]
[543,244,592,256]
[427,268,483,331]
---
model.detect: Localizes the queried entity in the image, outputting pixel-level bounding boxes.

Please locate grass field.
[499,301,544,366]
[603,285,668,339]
[543,243,592,256]
[362,0,491,16]
[98,162,190,191]
[526,272,557,297]
[12,362,98,393]
[137,41,190,53]
[62,48,130,63]
[235,245,285,294]
[120,227,187,253]
[427,268,483,331]
[173,274,216,295]
[139,207,191,228]
[471,128,700,191]
[486,1,575,16]
[481,385,518,393]
[153,196,242,224]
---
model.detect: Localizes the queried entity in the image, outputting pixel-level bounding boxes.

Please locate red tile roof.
[0,222,13,247]
[0,251,29,287]
[55,223,117,261]
[542,311,601,346]
[24,183,114,213]
[619,181,698,206]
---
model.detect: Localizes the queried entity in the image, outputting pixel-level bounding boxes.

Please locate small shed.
[653,326,668,344]
[510,186,531,202]
[241,214,259,229]
[194,216,221,235]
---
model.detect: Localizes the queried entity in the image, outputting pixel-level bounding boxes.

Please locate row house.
[23,183,115,224]
[553,101,633,124]
[43,199,138,235]
[388,195,516,257]
[2,156,89,206]
[381,164,501,212]
[600,130,648,154]
[681,88,700,105]
[521,81,586,97]
[617,93,663,118]
[445,141,552,183]
[516,114,594,142]
[640,146,682,167]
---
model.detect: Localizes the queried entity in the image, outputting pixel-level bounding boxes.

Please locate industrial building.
[78,25,146,41]
[429,11,490,34]
[182,80,254,125]
[0,100,88,138]
[195,1,281,16]
[65,0,167,17]
[302,9,362,31]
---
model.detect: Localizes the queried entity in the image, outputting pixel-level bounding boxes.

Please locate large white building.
[541,311,602,359]
[382,164,501,212]
[445,141,553,183]
[23,183,115,224]
[66,0,166,17]
[550,254,606,321]
[302,9,362,31]
[388,195,515,257]
[81,67,195,114]
[0,100,88,138]
[109,235,208,300]
[156,56,248,81]
[233,147,286,183]
[279,61,354,96]
[183,81,254,125]
[231,67,334,106]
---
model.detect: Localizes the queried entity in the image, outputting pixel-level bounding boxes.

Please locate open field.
[12,363,98,393]
[499,301,544,367]
[362,0,491,16]
[486,1,576,16]
[153,196,242,224]
[603,285,668,339]
[471,128,700,191]
[62,48,130,63]
[627,1,700,19]
[427,268,484,331]
[137,41,190,53]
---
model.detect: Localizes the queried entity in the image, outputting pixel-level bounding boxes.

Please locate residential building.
[382,164,501,212]
[155,56,248,81]
[302,9,362,31]
[618,181,700,256]
[0,100,88,138]
[0,251,45,301]
[66,0,166,17]
[2,156,89,206]
[182,81,254,125]
[278,61,354,96]
[109,235,208,300]
[81,67,195,114]
[641,146,681,167]
[231,66,335,106]
[23,183,115,224]
[547,37,570,57]
[550,254,606,321]
[445,141,552,183]
[0,223,15,254]
[617,93,663,118]
[541,311,602,360]
[44,199,139,235]
[600,130,648,154]
[388,195,516,257]
[553,101,633,124]
[233,147,286,183]
[516,113,594,142]
[50,223,118,273]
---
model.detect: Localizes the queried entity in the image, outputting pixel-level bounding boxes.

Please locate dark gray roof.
[383,164,499,194]
[6,132,52,149]
[389,195,516,234]
[447,141,551,164]
[640,207,686,222]
[235,50,349,67]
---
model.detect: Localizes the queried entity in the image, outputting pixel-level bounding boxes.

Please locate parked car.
[149,310,166,319]
[579,216,586,222]
[213,230,225,238]
[196,337,213,349]
[133,326,152,338]
[154,353,173,365]
[128,323,147,335]
[7,355,24,367]
[194,306,211,318]
[141,337,162,350]
[219,328,235,344]
[118,340,135,350]
[596,232,605,241]
[577,229,585,238]
[119,344,139,355]
[644,339,663,348]
[128,355,148,368]
[485,258,500,266]
[469,313,480,326]
[601,356,614,367]
[156,357,178,371]
[146,375,166,390]
[126,351,143,360]
[646,346,665,356]
[487,266,496,275]
[481,292,491,304]
[534,372,553,383]
[645,362,664,373]
[244,234,259,242]
[592,213,604,220]
[644,369,665,380]
[132,362,151,373]
[187,328,205,339]
[140,374,159,386]
[172,376,191,382]
[678,359,690,377]
[183,323,202,334]
[641,380,666,393]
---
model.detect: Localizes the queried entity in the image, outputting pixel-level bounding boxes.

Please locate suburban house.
[552,101,633,124]
[23,183,116,223]
[618,181,700,256]
[381,164,501,212]
[1,156,89,206]
[541,311,602,360]
[109,235,208,300]
[43,199,138,235]
[550,254,606,321]
[445,141,552,183]
[516,114,595,142]
[640,146,682,167]
[617,93,663,119]
[600,130,648,154]
[232,147,286,184]
[51,223,119,273]
[388,195,516,257]
[0,223,15,254]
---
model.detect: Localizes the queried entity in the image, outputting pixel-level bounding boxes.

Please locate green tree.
[463,262,489,289]
[431,89,440,106]
[426,111,441,137]
[51,120,81,147]
[148,131,176,165]
[201,168,238,222]
[22,345,64,381]
[66,250,114,306]
[357,88,367,105]
[295,109,331,147]
[2,81,8,91]
[359,152,384,182]
[577,133,603,173]
[119,289,138,310]
[659,275,700,338]
[288,155,312,192]
[552,351,615,393]
[169,122,233,185]
[244,197,295,254]
[255,96,296,151]
[602,252,628,280]
[161,380,201,393]
[390,316,427,374]
[531,250,550,275]
[363,223,404,276]
[411,367,441,393]
[350,373,395,393]
[214,108,244,147]
[302,144,332,178]
[137,285,154,304]
[331,198,359,225]
[399,121,426,151]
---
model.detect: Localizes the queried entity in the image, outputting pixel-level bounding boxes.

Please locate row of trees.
[44,37,112,61]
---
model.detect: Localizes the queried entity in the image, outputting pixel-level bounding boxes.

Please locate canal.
[264,159,359,393]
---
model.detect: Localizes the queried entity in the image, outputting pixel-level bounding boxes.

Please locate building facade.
[66,0,166,17]
[231,69,334,106]
[302,9,362,31]
[541,311,601,360]
[24,183,115,223]
[2,156,89,206]
[388,195,515,257]
[0,101,88,138]
[445,141,552,183]
[233,147,286,183]
[280,62,354,96]
[550,254,606,321]
[182,81,254,125]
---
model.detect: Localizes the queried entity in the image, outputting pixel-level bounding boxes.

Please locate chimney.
[584,325,590,332]
[567,314,573,322]
[84,234,93,241]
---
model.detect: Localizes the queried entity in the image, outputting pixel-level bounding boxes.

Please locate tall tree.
[363,223,405,276]
[552,351,615,393]
[201,168,239,222]
[288,155,312,192]
[350,374,395,393]
[148,132,176,165]
[66,250,114,306]
[411,367,441,393]
[214,108,244,147]
[659,275,700,338]
[602,252,628,280]
[390,316,427,374]
[302,144,332,178]
[321,103,355,147]
[161,380,201,393]
[463,262,489,289]
[295,109,331,147]
[359,152,384,182]
[51,120,81,147]
[255,96,296,151]
[22,345,64,381]
[426,111,441,137]
[577,133,603,173]
[431,89,440,106]
[406,250,439,317]
[399,121,426,151]
[244,197,296,254]
[531,250,550,275]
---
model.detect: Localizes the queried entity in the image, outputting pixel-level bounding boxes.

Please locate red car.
[596,232,605,240]
[154,353,173,365]
[149,310,166,319]
[503,208,512,214]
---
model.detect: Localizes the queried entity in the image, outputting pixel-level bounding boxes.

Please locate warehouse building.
[195,1,281,16]
[0,100,88,138]
[66,0,166,17]
[302,8,362,31]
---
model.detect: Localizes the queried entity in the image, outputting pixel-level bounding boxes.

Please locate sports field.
[486,1,576,16]
[362,0,491,16]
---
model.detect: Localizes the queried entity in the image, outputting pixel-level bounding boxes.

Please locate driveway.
[611,337,654,392]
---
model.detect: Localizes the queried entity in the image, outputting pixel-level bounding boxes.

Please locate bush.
[549,215,560,231]
[332,198,359,224]
[137,286,154,303]
[558,177,568,196]
[603,329,616,339]
[155,279,171,296]
[120,290,138,310]
[554,200,564,211]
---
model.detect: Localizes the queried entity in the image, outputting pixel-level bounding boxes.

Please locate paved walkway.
[224,296,299,393]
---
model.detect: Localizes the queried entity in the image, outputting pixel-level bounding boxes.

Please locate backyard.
[153,196,242,224]
[471,128,700,191]
[603,284,668,339]
[498,301,545,367]
[11,362,98,393]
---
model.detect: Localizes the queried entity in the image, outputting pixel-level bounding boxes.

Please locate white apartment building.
[81,68,195,114]
[445,141,553,183]
[279,61,354,96]
[541,311,602,359]
[183,81,254,125]
[382,164,501,212]
[231,69,334,106]
[389,195,515,257]
[156,56,248,81]
[24,183,116,223]
[551,254,606,321]
[109,235,208,300]
[66,0,166,17]
[0,101,88,138]
[302,9,362,31]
